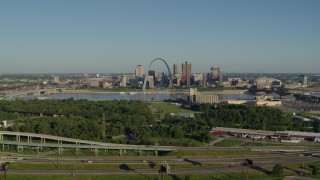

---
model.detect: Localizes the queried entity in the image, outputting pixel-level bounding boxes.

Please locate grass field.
[9,162,240,170]
[244,141,320,147]
[165,150,257,157]
[215,139,242,147]
[148,102,195,118]
[4,173,284,180]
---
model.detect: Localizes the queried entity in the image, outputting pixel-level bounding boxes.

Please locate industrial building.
[254,77,282,90]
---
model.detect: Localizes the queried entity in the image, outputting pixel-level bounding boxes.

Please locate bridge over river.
[0,131,174,156]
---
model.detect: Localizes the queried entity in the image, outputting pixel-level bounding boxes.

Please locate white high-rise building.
[121,75,127,87]
[173,63,179,75]
[135,65,144,78]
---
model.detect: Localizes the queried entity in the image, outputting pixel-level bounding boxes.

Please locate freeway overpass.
[0,131,174,156]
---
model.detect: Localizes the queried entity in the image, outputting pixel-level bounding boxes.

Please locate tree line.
[1,99,316,147]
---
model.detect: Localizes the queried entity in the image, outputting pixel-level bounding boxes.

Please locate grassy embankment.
[165,150,257,156]
[3,173,285,180]
[9,162,237,170]
[214,139,242,147]
[214,138,320,147]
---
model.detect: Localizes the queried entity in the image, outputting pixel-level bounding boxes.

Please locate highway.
[0,131,319,176]
[0,131,175,152]
[1,151,319,175]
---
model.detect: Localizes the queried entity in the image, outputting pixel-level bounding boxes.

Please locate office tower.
[219,74,223,83]
[301,75,308,87]
[175,74,181,87]
[173,63,179,75]
[121,75,127,87]
[210,66,220,81]
[182,61,192,87]
[148,70,156,86]
[135,65,144,78]
[147,76,154,88]
[202,74,207,87]
[52,76,59,83]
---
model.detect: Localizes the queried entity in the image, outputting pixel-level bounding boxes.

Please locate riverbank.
[61,89,247,95]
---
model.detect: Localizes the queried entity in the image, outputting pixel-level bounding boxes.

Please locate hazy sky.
[1,0,319,74]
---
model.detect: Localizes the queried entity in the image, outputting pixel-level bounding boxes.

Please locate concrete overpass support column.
[123,149,126,156]
[155,150,158,157]
[95,149,98,156]
[119,149,122,156]
[2,144,4,151]
[139,150,142,156]
[16,135,20,142]
[76,148,79,155]
[58,147,61,155]
[17,146,23,152]
[104,149,107,155]
[27,136,30,142]
[58,147,63,155]
[30,137,32,143]
[37,147,40,154]
[0,134,3,141]
[44,138,46,143]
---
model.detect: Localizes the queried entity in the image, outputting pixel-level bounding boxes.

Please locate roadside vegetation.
[165,150,257,156]
[214,139,241,147]
[4,173,287,180]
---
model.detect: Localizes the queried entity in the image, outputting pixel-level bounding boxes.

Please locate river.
[47,92,257,101]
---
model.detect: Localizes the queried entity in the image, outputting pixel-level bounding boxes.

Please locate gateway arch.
[142,58,173,91]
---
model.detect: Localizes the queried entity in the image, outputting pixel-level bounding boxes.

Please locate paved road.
[6,166,259,175]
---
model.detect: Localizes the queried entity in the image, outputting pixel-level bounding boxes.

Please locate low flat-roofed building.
[226,100,248,105]
[194,94,219,104]
[87,78,100,87]
[256,100,281,106]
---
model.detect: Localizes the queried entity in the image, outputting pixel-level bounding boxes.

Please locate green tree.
[311,165,318,175]
[272,164,283,176]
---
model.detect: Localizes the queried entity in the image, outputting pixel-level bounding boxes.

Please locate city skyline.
[1,0,320,74]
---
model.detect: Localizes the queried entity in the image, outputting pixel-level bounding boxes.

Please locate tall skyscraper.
[210,66,220,81]
[135,65,144,78]
[173,63,179,75]
[182,61,192,87]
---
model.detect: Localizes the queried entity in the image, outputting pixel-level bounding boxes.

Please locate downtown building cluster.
[139,62,224,89]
